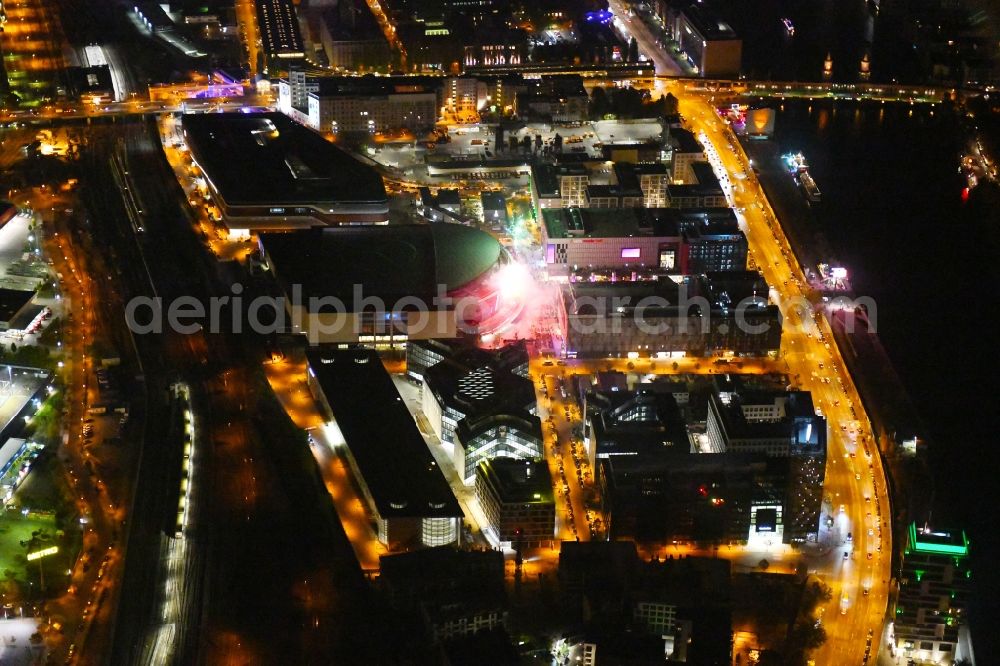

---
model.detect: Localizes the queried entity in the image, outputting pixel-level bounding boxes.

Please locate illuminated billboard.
[27,545,58,561]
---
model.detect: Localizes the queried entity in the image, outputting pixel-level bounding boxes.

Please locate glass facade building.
[457,414,543,484]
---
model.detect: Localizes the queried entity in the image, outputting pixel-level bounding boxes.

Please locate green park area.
[0,450,79,602]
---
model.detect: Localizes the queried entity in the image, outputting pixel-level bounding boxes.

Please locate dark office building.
[706,388,827,542]
[677,210,748,273]
[598,450,790,544]
[422,342,539,483]
[586,388,690,468]
[406,338,470,382]
[379,546,507,643]
[562,272,781,359]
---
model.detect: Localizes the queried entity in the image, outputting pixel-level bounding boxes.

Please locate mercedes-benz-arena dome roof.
[258,222,523,342]
[429,222,506,290]
[430,223,525,336]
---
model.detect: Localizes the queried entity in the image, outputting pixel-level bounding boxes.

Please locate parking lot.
[372,119,668,165]
[0,209,60,349]
[363,119,671,197]
[0,213,35,284]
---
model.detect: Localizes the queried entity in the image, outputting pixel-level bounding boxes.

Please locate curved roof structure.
[259,223,504,311]
[430,222,504,290]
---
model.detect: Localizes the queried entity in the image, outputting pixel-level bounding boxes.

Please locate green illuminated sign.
[909,523,969,556]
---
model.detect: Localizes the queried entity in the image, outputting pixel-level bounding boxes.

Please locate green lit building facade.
[893,523,972,664]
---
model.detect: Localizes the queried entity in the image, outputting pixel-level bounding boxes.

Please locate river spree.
[764,99,1000,657]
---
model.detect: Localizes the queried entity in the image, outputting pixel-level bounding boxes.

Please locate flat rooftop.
[531,163,587,198]
[542,207,681,240]
[700,270,770,304]
[907,523,970,556]
[601,449,788,485]
[436,189,461,206]
[260,224,504,309]
[183,112,386,208]
[590,390,690,456]
[690,161,723,190]
[544,208,640,240]
[0,365,52,442]
[380,546,503,584]
[0,289,35,324]
[307,349,462,519]
[671,128,702,154]
[256,0,304,56]
[681,4,739,41]
[480,191,506,209]
[424,343,534,419]
[312,75,438,97]
[679,216,742,241]
[322,2,384,41]
[477,457,553,504]
[566,272,776,314]
[519,75,588,101]
[8,304,45,332]
[614,162,667,192]
[664,207,737,229]
[709,391,826,453]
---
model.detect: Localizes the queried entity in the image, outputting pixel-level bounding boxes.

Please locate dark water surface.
[768,98,1000,655]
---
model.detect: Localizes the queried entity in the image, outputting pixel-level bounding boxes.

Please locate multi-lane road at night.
[668,86,893,664]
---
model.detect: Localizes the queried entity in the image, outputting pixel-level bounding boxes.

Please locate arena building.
[259,223,519,346]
